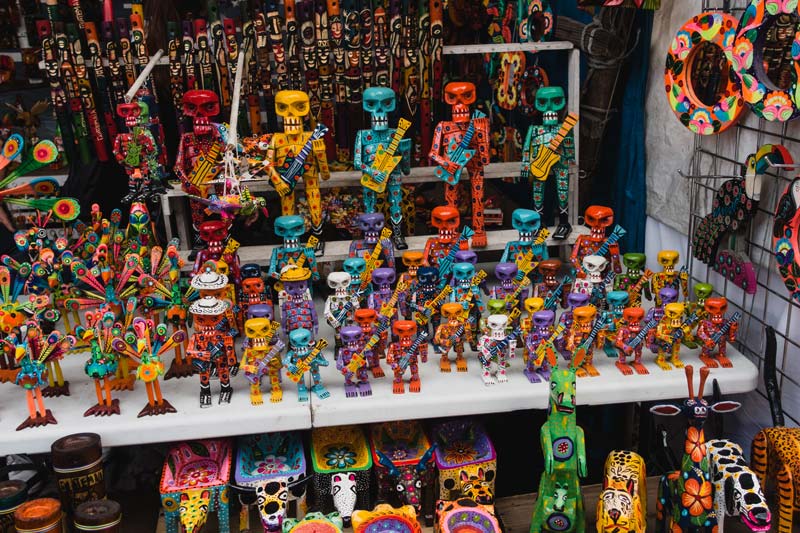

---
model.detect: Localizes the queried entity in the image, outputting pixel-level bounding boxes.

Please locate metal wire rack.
[682,0,800,426]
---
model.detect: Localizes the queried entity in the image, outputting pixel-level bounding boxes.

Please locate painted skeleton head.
[582,255,607,283]
[486,314,508,339]
[494,262,518,290]
[343,258,367,286]
[274,215,306,247]
[183,90,219,135]
[512,209,541,242]
[402,251,423,277]
[275,90,310,134]
[657,250,680,274]
[584,206,614,240]
[453,263,475,289]
[327,272,352,297]
[535,86,565,126]
[444,82,475,123]
[363,86,396,131]
[704,297,728,325]
[356,213,384,243]
[431,206,460,243]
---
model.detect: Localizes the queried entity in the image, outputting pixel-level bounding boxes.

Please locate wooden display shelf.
[177,225,589,270]
[0,346,312,456]
[309,345,758,428]
[162,162,528,198]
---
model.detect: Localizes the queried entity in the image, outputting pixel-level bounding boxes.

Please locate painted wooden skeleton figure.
[521,86,575,240]
[174,90,224,249]
[114,99,162,203]
[324,271,360,355]
[188,296,235,407]
[434,302,471,373]
[478,314,515,385]
[267,90,329,254]
[354,87,412,249]
[429,82,491,247]
[337,325,372,397]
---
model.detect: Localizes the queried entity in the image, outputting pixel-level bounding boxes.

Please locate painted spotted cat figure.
[706,439,771,533]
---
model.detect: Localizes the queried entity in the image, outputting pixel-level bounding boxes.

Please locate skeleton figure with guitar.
[430,82,492,247]
[267,90,330,255]
[521,86,577,241]
[354,87,413,250]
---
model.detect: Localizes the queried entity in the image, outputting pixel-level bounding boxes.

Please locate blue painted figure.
[355,87,412,250]
[501,209,549,264]
[283,328,329,402]
[268,215,320,283]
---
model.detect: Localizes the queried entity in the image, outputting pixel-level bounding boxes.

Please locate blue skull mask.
[274,215,306,247]
[512,209,541,241]
[363,86,396,131]
[289,327,313,349]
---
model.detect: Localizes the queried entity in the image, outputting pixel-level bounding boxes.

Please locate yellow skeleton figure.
[654,303,690,371]
[267,90,330,254]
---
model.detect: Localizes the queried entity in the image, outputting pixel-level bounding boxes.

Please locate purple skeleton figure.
[524,310,555,383]
[555,292,590,359]
[280,268,318,338]
[348,213,395,269]
[337,325,371,397]
[324,271,360,356]
[490,262,528,313]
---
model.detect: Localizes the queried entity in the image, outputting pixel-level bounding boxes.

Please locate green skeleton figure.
[530,345,587,533]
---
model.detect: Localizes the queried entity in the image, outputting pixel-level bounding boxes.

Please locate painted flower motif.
[179,465,211,487]
[730,41,754,73]
[761,92,794,121]
[689,109,715,135]
[670,31,692,60]
[685,427,707,463]
[681,478,713,516]
[324,447,357,469]
[255,456,289,475]
[385,445,411,461]
[442,441,479,465]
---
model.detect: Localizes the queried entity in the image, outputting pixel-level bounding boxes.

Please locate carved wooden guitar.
[361,118,411,193]
[359,228,393,290]
[434,111,485,185]
[278,123,329,195]
[529,113,578,181]
[437,226,475,281]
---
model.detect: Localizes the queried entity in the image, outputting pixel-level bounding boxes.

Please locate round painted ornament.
[732,0,800,121]
[665,12,744,134]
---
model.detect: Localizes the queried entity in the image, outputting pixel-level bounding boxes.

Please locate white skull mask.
[327,271,352,297]
[582,255,607,283]
[487,314,508,339]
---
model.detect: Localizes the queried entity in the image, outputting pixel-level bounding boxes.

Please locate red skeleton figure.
[175,90,224,248]
[429,82,491,247]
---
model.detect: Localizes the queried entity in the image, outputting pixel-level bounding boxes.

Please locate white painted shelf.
[309,346,758,427]
[178,226,588,270]
[0,292,759,455]
[162,162,527,198]
[0,345,311,455]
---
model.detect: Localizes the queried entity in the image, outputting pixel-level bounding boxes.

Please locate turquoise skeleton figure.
[354,87,412,250]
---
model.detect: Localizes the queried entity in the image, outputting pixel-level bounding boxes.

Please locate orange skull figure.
[571,205,622,277]
[430,82,491,247]
[386,320,423,394]
[423,206,468,269]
